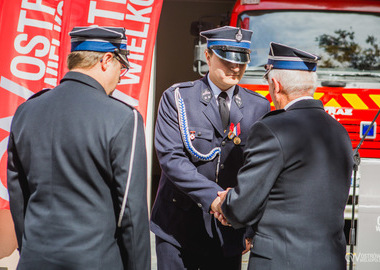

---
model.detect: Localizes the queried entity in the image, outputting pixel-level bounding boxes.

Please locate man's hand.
[210,196,221,215]
[210,188,232,226]
[242,238,252,255]
[218,187,231,204]
[214,211,230,226]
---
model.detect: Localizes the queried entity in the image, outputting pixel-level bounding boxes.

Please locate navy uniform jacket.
[151,76,270,256]
[222,99,353,269]
[7,72,150,270]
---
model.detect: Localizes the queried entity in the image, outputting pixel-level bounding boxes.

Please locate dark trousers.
[155,236,242,270]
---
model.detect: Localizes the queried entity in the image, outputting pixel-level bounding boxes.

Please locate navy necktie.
[218,92,229,131]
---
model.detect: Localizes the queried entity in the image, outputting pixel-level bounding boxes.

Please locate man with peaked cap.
[7,26,150,270]
[150,26,270,269]
[214,42,353,270]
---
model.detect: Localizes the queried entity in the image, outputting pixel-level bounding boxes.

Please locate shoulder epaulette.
[262,109,285,118]
[27,88,51,100]
[170,81,195,90]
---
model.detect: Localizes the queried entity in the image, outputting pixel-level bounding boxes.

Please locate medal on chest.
[228,123,241,145]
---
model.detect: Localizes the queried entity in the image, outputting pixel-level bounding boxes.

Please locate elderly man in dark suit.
[215,42,353,270]
[7,26,150,270]
[151,26,270,270]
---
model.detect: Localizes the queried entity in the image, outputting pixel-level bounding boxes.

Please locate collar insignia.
[201,88,212,103]
[234,93,242,108]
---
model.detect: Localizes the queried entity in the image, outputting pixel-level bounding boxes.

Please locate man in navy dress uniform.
[7,26,150,270]
[151,26,270,269]
[215,42,353,270]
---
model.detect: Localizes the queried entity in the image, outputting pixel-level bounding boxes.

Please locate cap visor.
[213,49,250,64]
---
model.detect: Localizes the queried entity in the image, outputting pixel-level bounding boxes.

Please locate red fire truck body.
[229,0,380,159]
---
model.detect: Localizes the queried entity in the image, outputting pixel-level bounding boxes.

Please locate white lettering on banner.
[130,0,154,6]
[0,75,33,202]
[53,1,64,33]
[48,39,60,61]
[129,39,146,54]
[113,89,139,106]
[124,0,153,84]
[0,76,35,99]
[0,136,11,201]
[87,0,155,85]
[11,56,46,81]
[18,10,53,32]
[125,24,149,38]
[120,62,142,84]
[21,0,55,15]
[14,34,50,57]
[0,116,14,202]
[88,1,124,23]
[125,4,151,23]
[0,117,12,201]
[128,54,144,61]
[12,1,63,86]
[105,0,127,3]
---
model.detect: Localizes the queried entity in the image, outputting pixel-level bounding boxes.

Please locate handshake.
[210,188,232,226]
[210,187,253,254]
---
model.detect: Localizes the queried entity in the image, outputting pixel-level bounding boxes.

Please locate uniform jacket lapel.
[200,76,225,136]
[229,86,243,127]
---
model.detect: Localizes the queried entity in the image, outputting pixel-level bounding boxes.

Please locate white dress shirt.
[284,96,314,110]
[207,75,235,109]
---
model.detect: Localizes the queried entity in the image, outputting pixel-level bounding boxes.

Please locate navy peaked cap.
[200,26,253,64]
[265,42,320,74]
[69,26,129,69]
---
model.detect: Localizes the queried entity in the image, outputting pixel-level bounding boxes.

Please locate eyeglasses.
[114,49,130,77]
[99,50,130,77]
[263,64,273,80]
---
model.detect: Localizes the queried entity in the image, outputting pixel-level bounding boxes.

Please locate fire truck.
[193,0,380,266]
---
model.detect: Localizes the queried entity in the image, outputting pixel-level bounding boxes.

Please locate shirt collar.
[207,75,234,102]
[284,96,314,110]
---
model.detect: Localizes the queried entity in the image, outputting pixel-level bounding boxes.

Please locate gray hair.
[267,69,318,98]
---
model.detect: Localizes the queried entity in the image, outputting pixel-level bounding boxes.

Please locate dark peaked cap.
[70,26,125,39]
[69,26,129,69]
[265,42,320,74]
[200,26,253,64]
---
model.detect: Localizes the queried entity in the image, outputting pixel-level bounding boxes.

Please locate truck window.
[239,11,380,73]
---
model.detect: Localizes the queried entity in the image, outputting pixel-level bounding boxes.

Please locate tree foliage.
[316,29,380,70]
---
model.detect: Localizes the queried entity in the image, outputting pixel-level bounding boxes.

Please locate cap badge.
[235,29,243,42]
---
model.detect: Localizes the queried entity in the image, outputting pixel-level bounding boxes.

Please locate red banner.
[0,0,163,209]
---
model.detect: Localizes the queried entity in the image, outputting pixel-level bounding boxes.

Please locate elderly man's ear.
[271,77,282,94]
